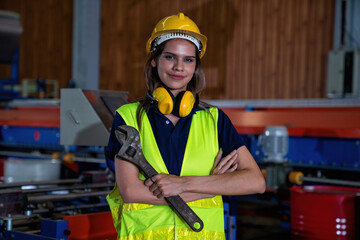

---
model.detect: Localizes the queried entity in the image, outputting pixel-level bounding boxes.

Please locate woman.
[106,12,265,240]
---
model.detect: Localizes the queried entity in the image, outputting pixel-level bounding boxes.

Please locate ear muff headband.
[151,87,196,117]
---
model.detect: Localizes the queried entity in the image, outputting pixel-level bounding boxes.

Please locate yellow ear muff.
[178,91,195,117]
[152,87,173,115]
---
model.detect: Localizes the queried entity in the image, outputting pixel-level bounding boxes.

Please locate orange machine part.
[63,211,117,240]
[1,106,359,138]
[222,107,360,138]
[0,107,60,128]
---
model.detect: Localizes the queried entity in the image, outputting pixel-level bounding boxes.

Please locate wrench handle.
[137,155,159,179]
[138,157,204,232]
[165,195,204,232]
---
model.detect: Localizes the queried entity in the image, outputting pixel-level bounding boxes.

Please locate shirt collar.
[148,104,202,119]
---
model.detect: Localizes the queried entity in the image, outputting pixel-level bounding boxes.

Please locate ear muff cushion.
[152,87,173,115]
[175,91,195,117]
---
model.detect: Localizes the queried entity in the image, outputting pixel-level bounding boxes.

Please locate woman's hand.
[144,174,185,198]
[211,148,238,175]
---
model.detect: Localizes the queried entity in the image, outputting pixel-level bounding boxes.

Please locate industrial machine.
[213,98,360,239]
[214,99,360,187]
[257,125,289,190]
[0,170,115,240]
[0,89,132,240]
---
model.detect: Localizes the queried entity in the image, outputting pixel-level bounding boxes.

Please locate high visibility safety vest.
[107,102,225,240]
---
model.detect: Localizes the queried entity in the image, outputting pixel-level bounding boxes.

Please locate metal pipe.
[302,176,360,187]
[0,150,105,163]
[0,178,81,189]
[32,202,109,214]
[4,214,13,231]
[23,182,114,194]
[68,155,105,163]
[27,190,110,203]
[0,150,52,159]
[289,171,360,187]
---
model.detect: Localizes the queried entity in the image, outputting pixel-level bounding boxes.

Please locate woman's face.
[151,38,196,96]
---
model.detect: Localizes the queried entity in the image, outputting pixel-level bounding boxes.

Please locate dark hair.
[136,39,211,130]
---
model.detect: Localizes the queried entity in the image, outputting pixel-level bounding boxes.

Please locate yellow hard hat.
[146,13,207,58]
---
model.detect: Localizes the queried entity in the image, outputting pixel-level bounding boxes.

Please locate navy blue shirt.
[105,104,245,176]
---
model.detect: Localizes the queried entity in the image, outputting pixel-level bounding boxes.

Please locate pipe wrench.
[115,125,204,232]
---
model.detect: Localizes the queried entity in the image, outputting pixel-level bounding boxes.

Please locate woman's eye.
[164,55,174,60]
[185,58,194,63]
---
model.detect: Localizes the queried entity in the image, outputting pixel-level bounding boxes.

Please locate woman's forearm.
[181,168,265,196]
[115,158,167,205]
[182,146,265,195]
[148,146,265,197]
[116,146,265,203]
[179,192,215,202]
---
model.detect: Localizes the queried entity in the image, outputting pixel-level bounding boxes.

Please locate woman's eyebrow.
[162,51,196,58]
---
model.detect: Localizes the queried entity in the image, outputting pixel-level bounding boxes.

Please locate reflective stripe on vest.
[107,102,225,240]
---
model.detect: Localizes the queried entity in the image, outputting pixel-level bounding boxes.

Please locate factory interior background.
[0,0,359,239]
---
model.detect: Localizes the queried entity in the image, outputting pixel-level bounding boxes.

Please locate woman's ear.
[151,59,156,67]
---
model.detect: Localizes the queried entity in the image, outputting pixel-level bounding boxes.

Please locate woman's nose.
[173,60,183,71]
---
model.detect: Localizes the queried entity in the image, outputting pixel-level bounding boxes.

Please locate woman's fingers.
[220,157,237,173]
[211,148,223,173]
[144,178,153,186]
[152,188,163,198]
[212,149,238,175]
[227,163,238,173]
[218,150,237,167]
[144,178,162,198]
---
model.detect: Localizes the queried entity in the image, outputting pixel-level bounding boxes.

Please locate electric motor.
[258,126,288,163]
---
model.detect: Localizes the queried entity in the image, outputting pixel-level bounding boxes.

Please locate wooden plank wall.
[0,0,73,91]
[0,0,334,100]
[100,0,335,100]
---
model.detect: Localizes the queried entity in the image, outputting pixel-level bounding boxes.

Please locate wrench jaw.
[117,125,140,139]
[115,125,142,162]
[115,129,129,160]
[114,128,125,147]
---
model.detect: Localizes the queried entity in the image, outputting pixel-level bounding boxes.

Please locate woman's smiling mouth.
[168,74,185,80]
